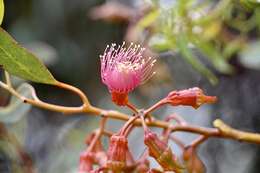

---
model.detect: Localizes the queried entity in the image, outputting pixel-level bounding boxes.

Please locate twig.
[126,102,139,113]
[0,81,85,114]
[169,135,185,149]
[87,116,107,153]
[4,71,12,88]
[144,99,166,115]
[189,135,208,148]
[214,119,260,144]
[1,79,260,145]
[102,130,113,137]
[165,113,187,125]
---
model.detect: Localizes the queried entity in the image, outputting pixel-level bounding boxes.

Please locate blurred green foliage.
[0,0,4,25]
[138,0,260,84]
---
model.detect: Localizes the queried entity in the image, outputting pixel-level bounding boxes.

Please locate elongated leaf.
[240,0,260,10]
[191,36,234,74]
[0,27,58,85]
[0,0,3,25]
[176,34,218,85]
[137,9,159,29]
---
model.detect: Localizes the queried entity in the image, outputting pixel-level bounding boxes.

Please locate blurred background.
[0,0,260,172]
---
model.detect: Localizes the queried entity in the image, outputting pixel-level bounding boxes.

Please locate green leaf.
[240,0,260,10]
[0,0,3,25]
[137,9,159,29]
[149,34,174,51]
[0,27,58,85]
[191,37,234,74]
[176,34,218,85]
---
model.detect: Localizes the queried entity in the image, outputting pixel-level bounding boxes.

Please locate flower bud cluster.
[78,45,217,172]
[79,123,186,172]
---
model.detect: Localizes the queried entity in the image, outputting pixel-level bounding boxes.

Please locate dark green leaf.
[0,27,58,85]
[137,9,159,29]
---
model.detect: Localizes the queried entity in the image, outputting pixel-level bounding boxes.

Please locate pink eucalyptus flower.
[100,42,156,105]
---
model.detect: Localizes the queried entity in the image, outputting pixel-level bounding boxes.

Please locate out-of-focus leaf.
[0,0,3,25]
[193,0,231,25]
[137,9,159,29]
[222,38,246,60]
[191,37,234,74]
[149,34,174,51]
[223,38,245,59]
[202,21,221,40]
[239,41,260,70]
[255,8,260,30]
[0,28,58,85]
[0,124,34,173]
[89,1,135,23]
[126,9,159,42]
[0,83,33,123]
[182,146,206,173]
[240,0,260,10]
[46,118,98,173]
[176,34,218,85]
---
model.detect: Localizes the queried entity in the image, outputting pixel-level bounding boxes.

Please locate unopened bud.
[144,130,183,172]
[79,152,95,172]
[166,87,217,109]
[106,134,129,171]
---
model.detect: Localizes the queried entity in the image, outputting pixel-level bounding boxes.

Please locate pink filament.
[100,42,156,94]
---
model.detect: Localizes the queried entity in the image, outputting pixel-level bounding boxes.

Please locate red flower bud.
[144,130,167,158]
[144,130,184,172]
[79,152,95,173]
[166,87,217,109]
[106,134,129,171]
